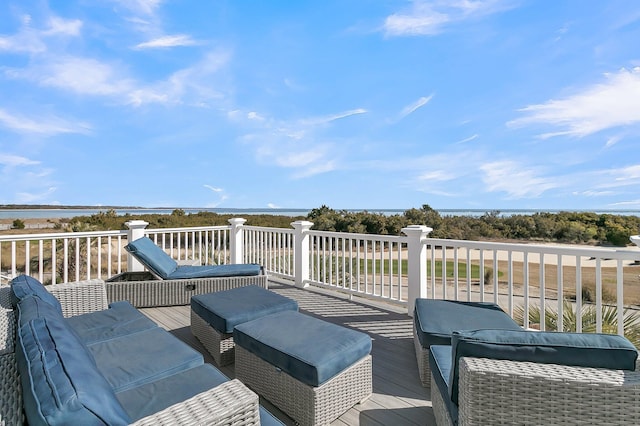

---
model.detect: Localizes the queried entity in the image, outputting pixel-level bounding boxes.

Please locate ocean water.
[0,207,639,220]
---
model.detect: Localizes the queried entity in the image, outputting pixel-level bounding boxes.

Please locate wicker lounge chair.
[105,236,268,307]
[430,329,640,425]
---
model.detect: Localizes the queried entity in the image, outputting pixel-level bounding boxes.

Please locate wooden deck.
[139,281,435,426]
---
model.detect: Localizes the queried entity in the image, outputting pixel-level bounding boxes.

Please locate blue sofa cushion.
[449,328,639,405]
[10,275,62,313]
[65,301,158,345]
[116,364,229,421]
[191,285,298,333]
[429,345,458,425]
[17,295,64,327]
[414,299,521,348]
[234,310,371,387]
[87,326,203,392]
[169,263,262,279]
[16,317,131,426]
[125,237,177,279]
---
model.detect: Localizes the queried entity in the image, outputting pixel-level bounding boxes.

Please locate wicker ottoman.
[413,299,521,387]
[234,311,372,426]
[190,285,297,366]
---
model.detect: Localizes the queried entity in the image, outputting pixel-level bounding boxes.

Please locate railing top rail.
[244,225,294,234]
[0,230,126,242]
[145,225,231,233]
[309,229,408,243]
[425,237,640,260]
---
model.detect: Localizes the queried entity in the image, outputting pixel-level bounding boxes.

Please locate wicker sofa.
[1,276,282,425]
[429,328,640,425]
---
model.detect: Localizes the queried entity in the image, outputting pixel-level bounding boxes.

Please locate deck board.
[139,282,435,426]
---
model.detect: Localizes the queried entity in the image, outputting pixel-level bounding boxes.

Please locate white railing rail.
[2,219,640,342]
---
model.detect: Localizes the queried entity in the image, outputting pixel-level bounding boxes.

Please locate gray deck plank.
[140,281,435,426]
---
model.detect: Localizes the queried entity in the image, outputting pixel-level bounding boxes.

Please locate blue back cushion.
[16,317,131,426]
[125,237,177,279]
[449,329,639,405]
[10,275,62,314]
[17,295,64,327]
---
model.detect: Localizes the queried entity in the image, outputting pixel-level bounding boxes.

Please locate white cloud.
[397,94,434,120]
[204,185,223,192]
[300,108,367,126]
[0,15,81,53]
[133,34,198,49]
[15,187,57,203]
[508,67,640,138]
[0,109,90,135]
[267,203,280,209]
[572,190,615,197]
[383,0,517,37]
[0,154,40,167]
[111,0,162,16]
[454,134,479,144]
[480,160,558,198]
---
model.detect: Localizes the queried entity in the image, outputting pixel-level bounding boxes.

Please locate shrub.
[11,219,25,229]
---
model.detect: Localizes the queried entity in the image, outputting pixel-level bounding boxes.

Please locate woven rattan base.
[235,346,372,426]
[431,372,454,426]
[0,352,23,426]
[414,322,430,387]
[106,274,267,307]
[191,309,235,366]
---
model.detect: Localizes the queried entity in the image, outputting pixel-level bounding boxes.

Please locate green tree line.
[60,204,640,247]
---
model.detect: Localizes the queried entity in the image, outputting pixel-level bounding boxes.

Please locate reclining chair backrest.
[125,237,178,279]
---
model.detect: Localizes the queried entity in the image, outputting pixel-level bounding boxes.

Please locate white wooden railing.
[2,218,640,341]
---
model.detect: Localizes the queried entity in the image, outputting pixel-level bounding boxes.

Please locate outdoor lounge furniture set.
[191,285,373,426]
[413,298,640,425]
[105,236,268,307]
[1,275,284,426]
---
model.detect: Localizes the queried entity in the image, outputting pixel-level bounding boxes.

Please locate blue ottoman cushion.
[191,285,298,333]
[65,301,158,344]
[16,317,131,426]
[87,327,203,392]
[234,311,371,387]
[414,299,521,347]
[10,275,62,313]
[449,328,639,404]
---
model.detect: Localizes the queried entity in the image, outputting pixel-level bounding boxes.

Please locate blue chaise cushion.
[17,295,64,327]
[234,310,371,387]
[16,317,131,426]
[168,263,262,279]
[191,285,298,333]
[414,299,521,348]
[10,275,62,313]
[65,300,158,345]
[87,326,203,392]
[124,237,178,279]
[449,328,639,404]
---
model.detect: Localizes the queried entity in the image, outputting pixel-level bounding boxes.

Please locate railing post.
[292,220,313,288]
[125,220,149,272]
[402,225,433,317]
[228,218,247,264]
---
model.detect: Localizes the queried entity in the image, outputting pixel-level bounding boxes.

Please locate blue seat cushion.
[169,263,262,279]
[429,345,458,425]
[449,328,640,405]
[16,317,131,426]
[10,275,62,313]
[191,285,298,333]
[125,237,178,279]
[414,299,521,347]
[17,295,65,327]
[65,301,158,345]
[234,311,372,387]
[87,327,203,392]
[116,364,229,421]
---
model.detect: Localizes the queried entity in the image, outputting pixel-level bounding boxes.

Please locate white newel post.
[402,225,433,317]
[125,220,149,272]
[292,220,313,288]
[229,218,247,265]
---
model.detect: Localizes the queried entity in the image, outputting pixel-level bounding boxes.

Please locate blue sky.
[1,1,639,211]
